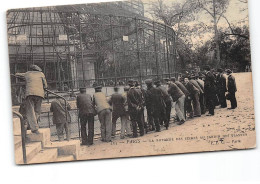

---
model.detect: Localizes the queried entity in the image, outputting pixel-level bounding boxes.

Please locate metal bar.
[135,18,142,83]
[153,21,159,77]
[78,13,86,87]
[165,25,170,78]
[13,111,27,164]
[40,10,47,73]
[110,15,117,85]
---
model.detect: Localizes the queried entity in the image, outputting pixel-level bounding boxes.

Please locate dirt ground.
[78,72,256,161]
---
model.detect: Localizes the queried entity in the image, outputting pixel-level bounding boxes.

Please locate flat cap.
[29,65,42,72]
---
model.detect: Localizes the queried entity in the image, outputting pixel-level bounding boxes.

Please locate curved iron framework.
[7,1,177,100]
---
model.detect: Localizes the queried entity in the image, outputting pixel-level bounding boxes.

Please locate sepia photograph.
[6,0,256,165]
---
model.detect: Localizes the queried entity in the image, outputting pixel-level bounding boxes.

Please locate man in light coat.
[15,65,47,134]
[93,86,112,142]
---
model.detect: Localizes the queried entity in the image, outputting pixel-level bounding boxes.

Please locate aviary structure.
[7,0,177,103]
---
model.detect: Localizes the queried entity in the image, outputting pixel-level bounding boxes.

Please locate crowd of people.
[15,65,238,146]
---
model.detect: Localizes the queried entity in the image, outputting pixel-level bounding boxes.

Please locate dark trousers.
[153,113,161,132]
[130,110,144,137]
[147,108,155,131]
[206,95,215,115]
[229,92,237,109]
[200,93,206,114]
[164,101,172,128]
[185,97,193,118]
[141,110,149,133]
[80,114,94,145]
[218,92,227,108]
[192,93,201,116]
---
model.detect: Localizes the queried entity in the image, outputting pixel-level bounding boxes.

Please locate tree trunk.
[213,0,221,66]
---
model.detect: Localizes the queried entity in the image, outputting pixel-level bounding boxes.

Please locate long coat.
[50,98,71,124]
[227,75,237,93]
[76,93,95,117]
[204,71,216,98]
[146,86,166,115]
[127,87,144,114]
[216,74,227,93]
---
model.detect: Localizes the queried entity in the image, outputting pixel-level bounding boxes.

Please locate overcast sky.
[142,0,249,47]
[142,0,249,27]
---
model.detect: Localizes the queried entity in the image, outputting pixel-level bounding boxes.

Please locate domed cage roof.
[7,1,177,104]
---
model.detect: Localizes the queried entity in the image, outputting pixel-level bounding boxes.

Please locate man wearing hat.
[93,86,112,142]
[216,68,227,108]
[144,79,155,131]
[15,64,47,134]
[134,80,149,133]
[154,79,172,129]
[168,79,186,125]
[184,77,201,117]
[122,86,132,137]
[195,74,206,114]
[76,87,96,145]
[50,96,71,142]
[145,79,165,132]
[171,77,190,119]
[109,86,130,139]
[204,65,216,116]
[127,79,145,137]
[226,69,237,109]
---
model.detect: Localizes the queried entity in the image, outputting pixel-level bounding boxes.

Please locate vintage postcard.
[7,0,256,165]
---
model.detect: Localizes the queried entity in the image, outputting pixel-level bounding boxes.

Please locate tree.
[147,0,200,67]
[197,0,230,66]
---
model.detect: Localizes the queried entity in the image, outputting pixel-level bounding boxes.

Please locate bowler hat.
[170,77,176,82]
[124,86,130,91]
[145,79,153,85]
[94,85,102,90]
[226,69,232,74]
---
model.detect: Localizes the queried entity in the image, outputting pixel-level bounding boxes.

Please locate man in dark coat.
[109,86,129,139]
[50,97,71,141]
[144,82,155,131]
[145,79,165,132]
[216,68,227,108]
[190,75,205,114]
[184,77,201,117]
[154,80,172,129]
[76,87,96,145]
[204,66,216,116]
[127,80,144,137]
[226,69,238,109]
[135,81,149,133]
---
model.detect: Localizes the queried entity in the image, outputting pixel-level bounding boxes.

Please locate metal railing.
[13,111,27,164]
